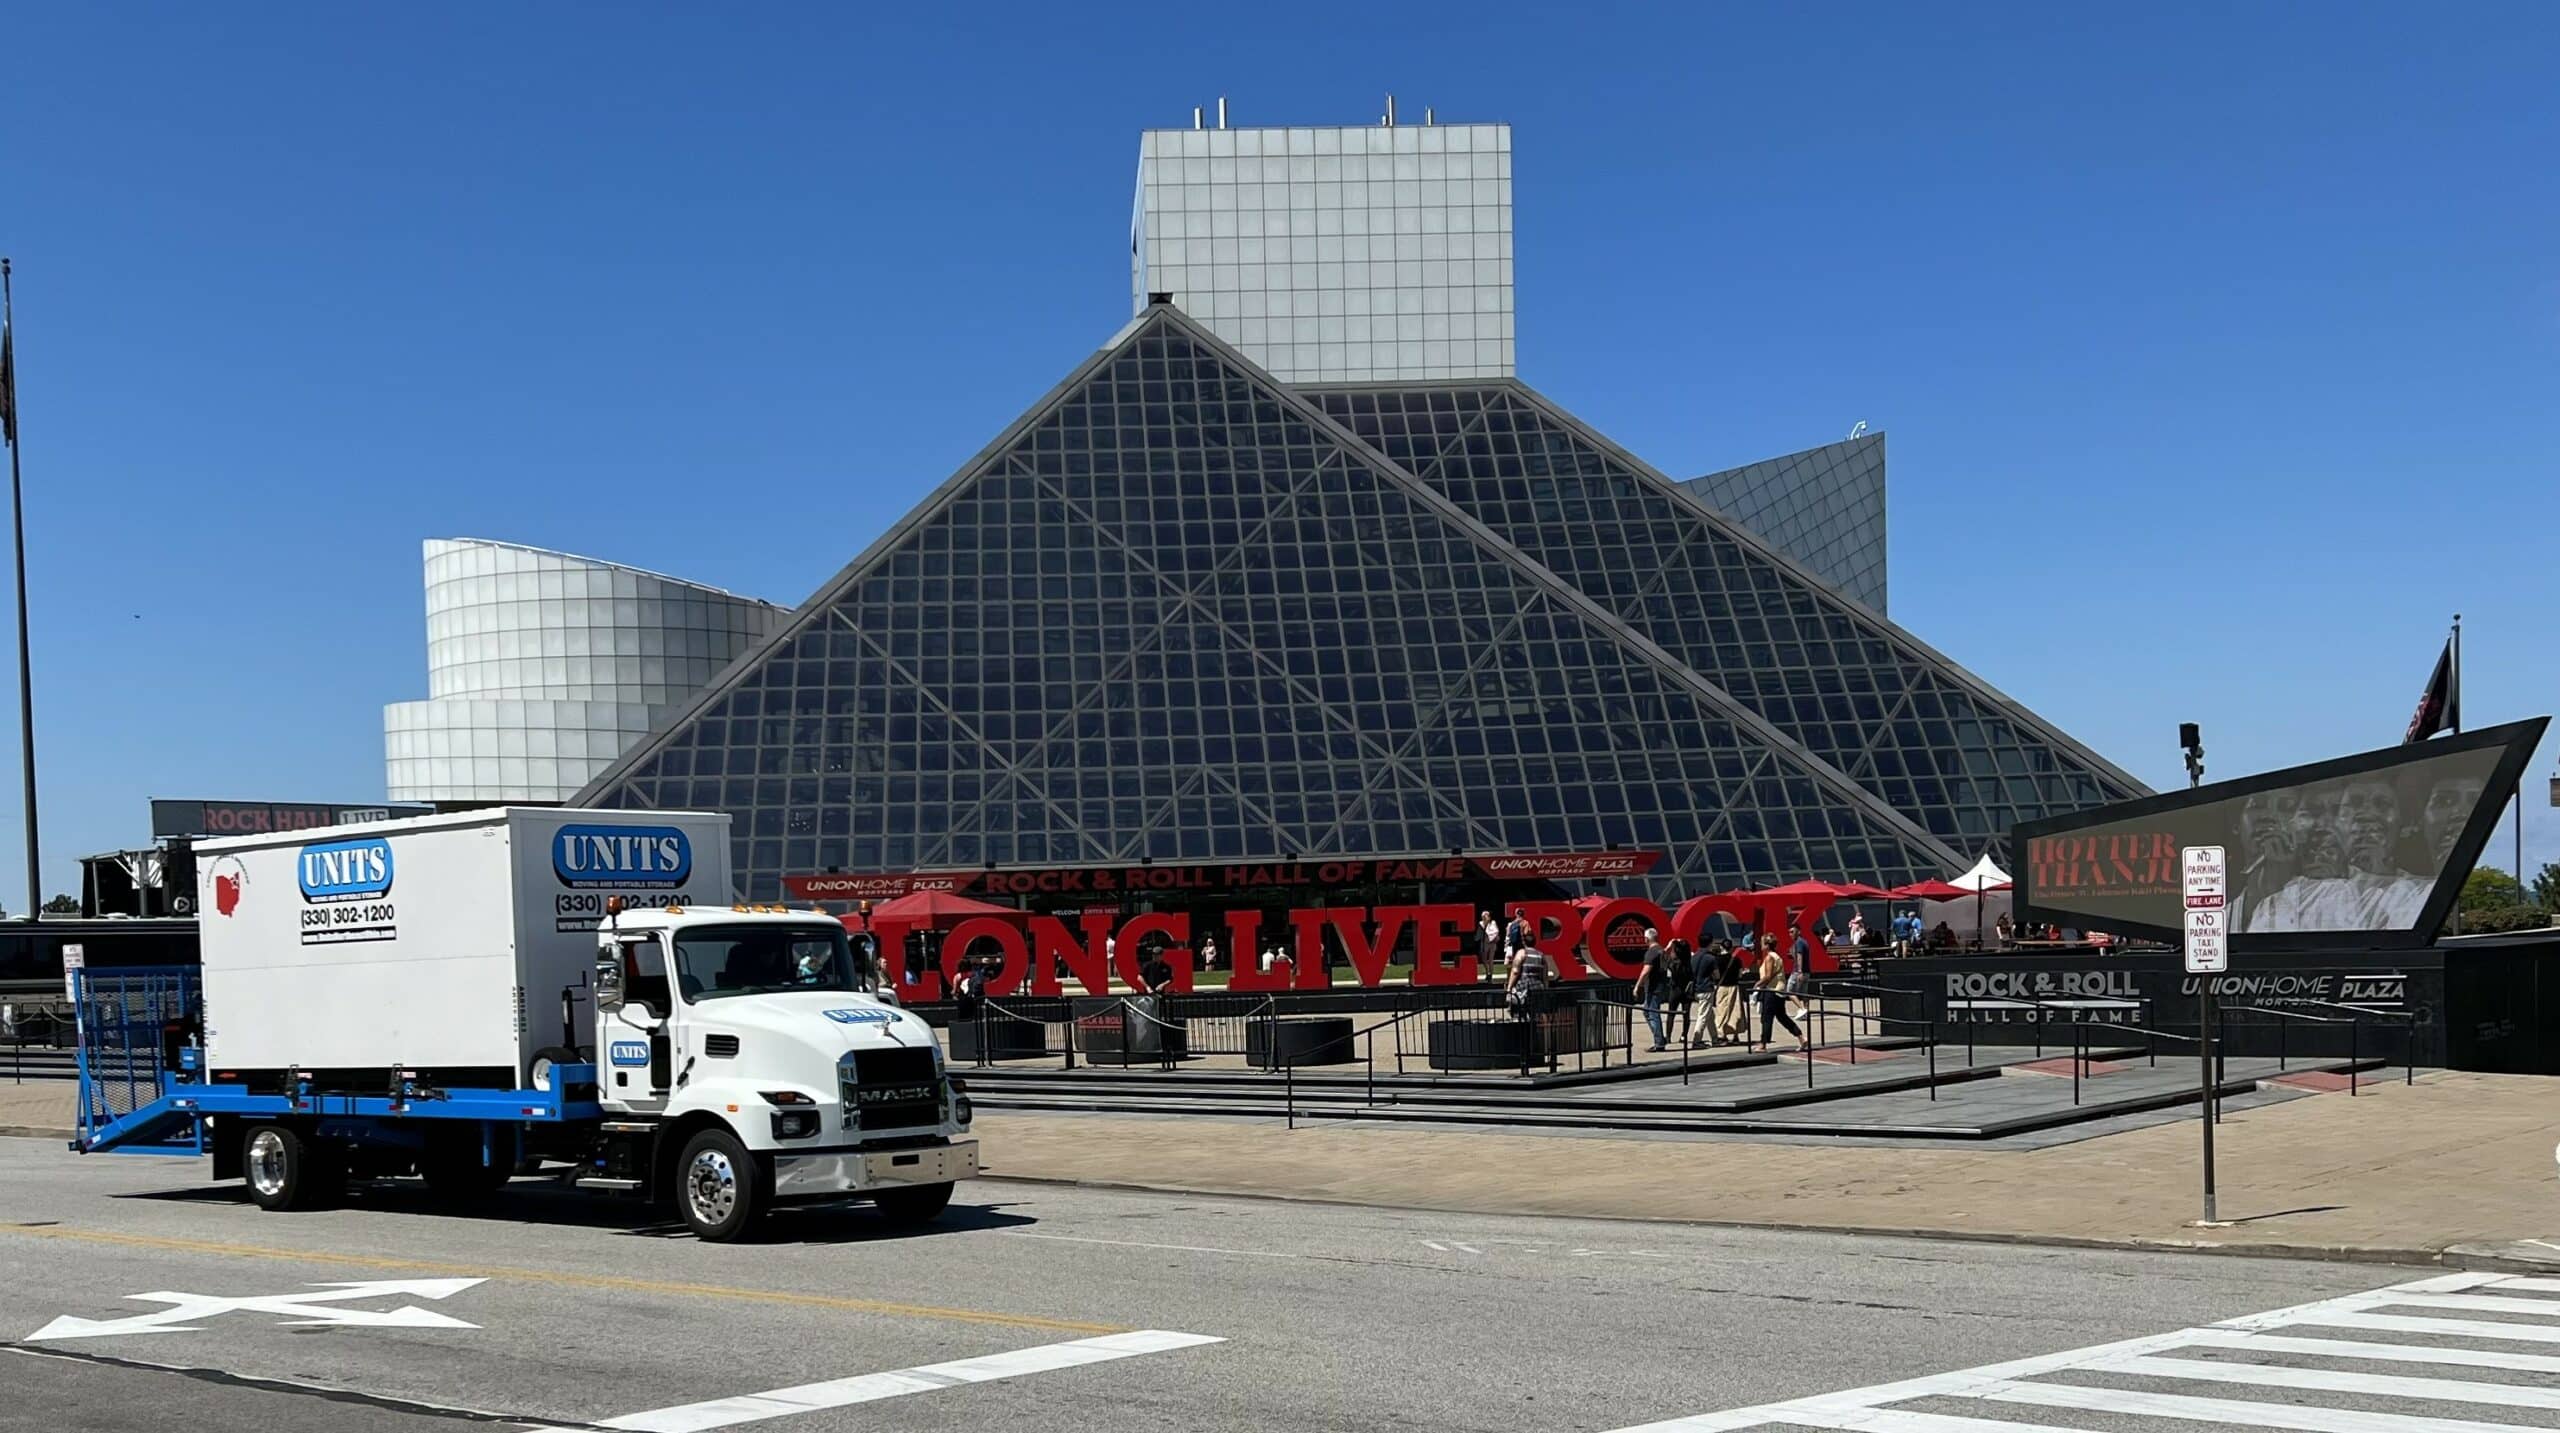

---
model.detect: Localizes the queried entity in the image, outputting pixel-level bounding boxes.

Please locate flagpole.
[1,258,39,923]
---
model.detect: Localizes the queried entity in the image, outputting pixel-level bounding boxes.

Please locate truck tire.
[528,1046,582,1093]
[872,1181,954,1225]
[242,1123,338,1212]
[675,1128,766,1242]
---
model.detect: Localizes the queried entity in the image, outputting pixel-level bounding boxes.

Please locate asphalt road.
[3,1134,2550,1432]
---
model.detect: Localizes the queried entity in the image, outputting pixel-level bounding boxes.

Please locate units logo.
[554,824,692,889]
[607,1041,651,1067]
[297,837,394,903]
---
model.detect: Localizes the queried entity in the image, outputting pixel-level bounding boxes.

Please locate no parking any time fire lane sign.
[2182,844,2227,974]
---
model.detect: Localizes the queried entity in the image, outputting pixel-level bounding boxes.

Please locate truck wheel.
[242,1123,336,1212]
[675,1128,766,1242]
[528,1046,582,1093]
[873,1181,954,1225]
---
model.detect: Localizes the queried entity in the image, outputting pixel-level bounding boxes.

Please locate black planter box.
[948,1016,1048,1062]
[1426,1018,1540,1071]
[1247,1016,1356,1069]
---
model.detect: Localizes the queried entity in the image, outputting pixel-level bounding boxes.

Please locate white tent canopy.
[1948,853,2011,893]
[1915,854,2014,944]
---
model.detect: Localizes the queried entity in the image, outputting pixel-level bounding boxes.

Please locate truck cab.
[586,904,976,1239]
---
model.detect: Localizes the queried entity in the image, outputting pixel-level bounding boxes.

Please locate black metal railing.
[2218,1001,2414,1098]
[4,998,77,1083]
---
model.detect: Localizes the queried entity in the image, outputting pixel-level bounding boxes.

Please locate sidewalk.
[10,1071,2553,1266]
[975,1070,2560,1265]
[0,1082,72,1139]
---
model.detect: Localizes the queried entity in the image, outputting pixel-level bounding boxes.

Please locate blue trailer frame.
[73,968,602,1158]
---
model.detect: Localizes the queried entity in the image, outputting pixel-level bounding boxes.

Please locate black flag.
[2404,636,2458,742]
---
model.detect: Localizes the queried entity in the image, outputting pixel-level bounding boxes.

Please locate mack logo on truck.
[297,838,394,903]
[553,825,692,889]
[824,1008,900,1025]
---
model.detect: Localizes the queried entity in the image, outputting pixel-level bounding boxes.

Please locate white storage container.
[193,808,732,1081]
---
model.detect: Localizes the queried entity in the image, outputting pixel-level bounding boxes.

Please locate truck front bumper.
[770,1139,979,1201]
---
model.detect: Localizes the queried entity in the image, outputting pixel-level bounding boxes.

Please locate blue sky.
[0,4,2553,900]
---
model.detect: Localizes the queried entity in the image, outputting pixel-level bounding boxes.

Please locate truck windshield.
[673,925,864,1002]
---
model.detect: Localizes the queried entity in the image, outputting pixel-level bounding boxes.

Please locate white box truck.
[71,807,977,1242]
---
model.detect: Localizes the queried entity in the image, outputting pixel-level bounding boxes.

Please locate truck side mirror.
[594,954,625,1013]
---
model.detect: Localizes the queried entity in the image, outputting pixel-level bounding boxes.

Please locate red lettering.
[1509,901,1592,982]
[1285,909,1336,990]
[1223,909,1294,991]
[940,917,1029,995]
[880,917,940,1002]
[1300,907,1410,988]
[1404,903,1476,985]
[1115,912,1187,989]
[1580,898,1666,981]
[1026,912,1115,996]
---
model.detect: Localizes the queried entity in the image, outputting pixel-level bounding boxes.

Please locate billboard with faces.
[2012,717,2547,950]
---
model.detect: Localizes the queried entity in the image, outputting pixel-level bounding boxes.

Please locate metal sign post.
[2182,846,2228,1226]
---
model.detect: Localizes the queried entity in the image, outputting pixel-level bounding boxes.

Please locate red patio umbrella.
[1754,879,1857,899]
[870,889,1029,929]
[1889,879,1973,901]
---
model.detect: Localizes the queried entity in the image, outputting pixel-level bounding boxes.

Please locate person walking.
[1477,910,1503,979]
[1686,939,1720,1047]
[1633,928,1674,1051]
[1505,938,1555,1021]
[1505,908,1533,960]
[1713,939,1749,1045]
[1755,936,1809,1052]
[1661,937,1697,1047]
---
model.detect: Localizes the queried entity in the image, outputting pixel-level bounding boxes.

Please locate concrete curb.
[977,1166,2552,1273]
[0,1125,72,1142]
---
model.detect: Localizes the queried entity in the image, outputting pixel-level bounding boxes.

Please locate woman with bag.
[1505,940,1555,1020]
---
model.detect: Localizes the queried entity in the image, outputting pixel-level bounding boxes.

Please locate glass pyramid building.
[1686,432,1888,613]
[573,304,2142,902]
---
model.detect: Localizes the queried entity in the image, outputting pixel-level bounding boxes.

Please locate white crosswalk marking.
[2380,1291,2560,1317]
[591,1330,1223,1432]
[1975,1375,2545,1431]
[2088,1352,2560,1409]
[1604,1270,2560,1433]
[2295,1310,2560,1344]
[2174,1327,2560,1374]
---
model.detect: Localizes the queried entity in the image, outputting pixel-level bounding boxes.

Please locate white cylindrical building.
[385,538,783,803]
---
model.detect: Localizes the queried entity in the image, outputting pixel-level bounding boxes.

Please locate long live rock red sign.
[876,894,1784,1002]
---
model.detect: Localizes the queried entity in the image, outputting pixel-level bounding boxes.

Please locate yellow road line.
[3,1223,1120,1335]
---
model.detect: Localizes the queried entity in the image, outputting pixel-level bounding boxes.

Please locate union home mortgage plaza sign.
[784,851,1663,903]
